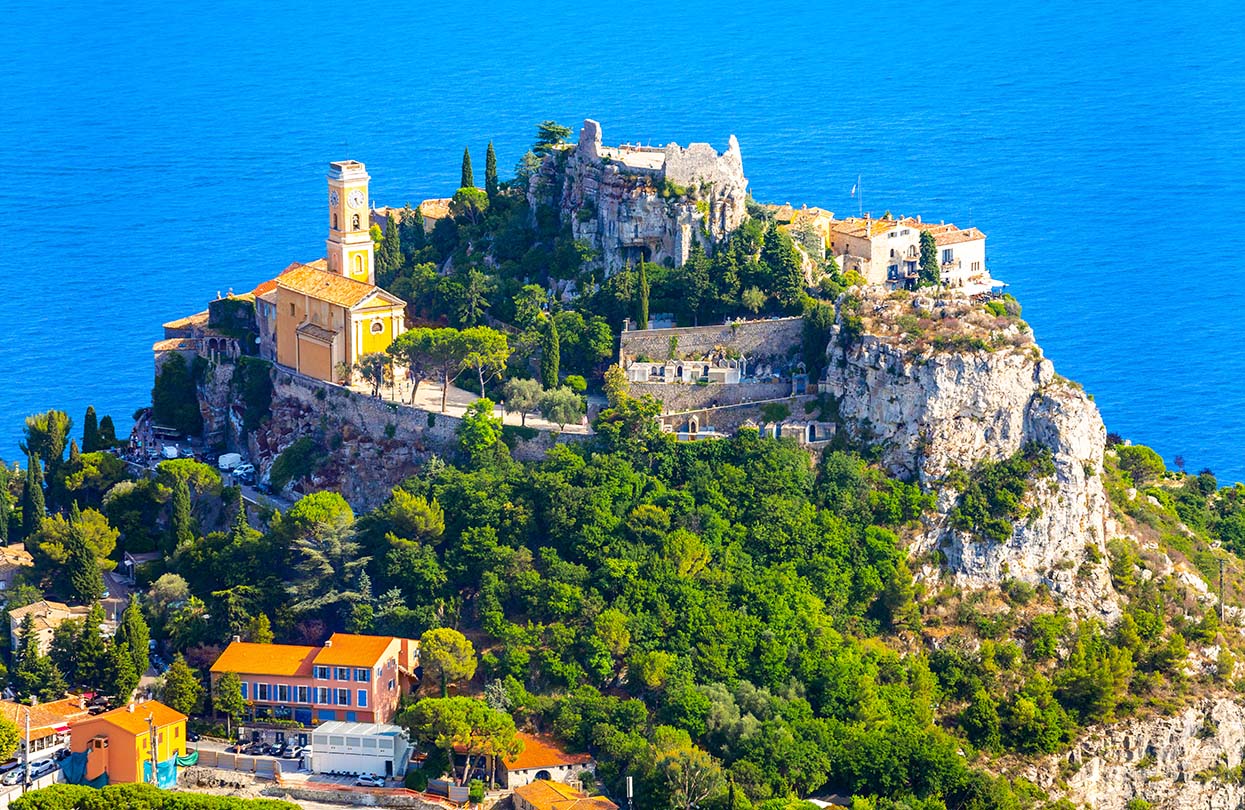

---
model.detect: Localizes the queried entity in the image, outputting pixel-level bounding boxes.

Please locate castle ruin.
[531,119,749,274]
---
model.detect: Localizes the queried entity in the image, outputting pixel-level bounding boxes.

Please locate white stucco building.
[309,721,411,779]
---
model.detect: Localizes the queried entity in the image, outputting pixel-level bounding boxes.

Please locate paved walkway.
[347,379,593,435]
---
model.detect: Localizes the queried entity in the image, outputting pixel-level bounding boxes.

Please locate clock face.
[329,190,340,206]
[347,190,365,209]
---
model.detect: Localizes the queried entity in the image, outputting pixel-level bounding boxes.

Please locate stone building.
[531,119,749,274]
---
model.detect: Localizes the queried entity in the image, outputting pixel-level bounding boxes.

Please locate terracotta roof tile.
[277,265,379,309]
[162,312,209,331]
[514,780,617,810]
[210,641,319,677]
[312,634,396,668]
[77,700,185,737]
[506,733,594,771]
[0,698,88,738]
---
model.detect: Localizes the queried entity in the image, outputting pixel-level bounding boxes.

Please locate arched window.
[354,255,364,275]
[370,320,384,334]
[333,213,338,230]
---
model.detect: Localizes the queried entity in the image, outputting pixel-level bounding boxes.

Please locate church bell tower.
[326,160,375,285]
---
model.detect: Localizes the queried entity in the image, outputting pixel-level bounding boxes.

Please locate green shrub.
[269,437,324,491]
[232,357,273,434]
[405,769,429,791]
[950,443,1055,543]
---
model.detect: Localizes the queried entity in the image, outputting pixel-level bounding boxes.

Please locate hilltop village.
[8,119,1245,810]
[151,119,1001,501]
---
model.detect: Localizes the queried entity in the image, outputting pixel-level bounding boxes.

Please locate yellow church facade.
[263,160,407,383]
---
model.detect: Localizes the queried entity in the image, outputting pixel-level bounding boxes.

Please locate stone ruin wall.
[538,119,749,275]
[632,380,796,413]
[619,317,804,364]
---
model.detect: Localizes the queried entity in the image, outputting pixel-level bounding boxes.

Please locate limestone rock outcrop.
[822,290,1115,614]
[531,119,748,275]
[1026,698,1245,810]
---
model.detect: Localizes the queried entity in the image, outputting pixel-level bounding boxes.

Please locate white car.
[1,769,21,786]
[30,760,57,779]
[354,774,385,787]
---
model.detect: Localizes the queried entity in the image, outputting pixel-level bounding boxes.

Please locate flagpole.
[858,174,863,218]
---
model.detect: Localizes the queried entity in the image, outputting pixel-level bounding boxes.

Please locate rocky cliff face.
[822,291,1115,614]
[1025,698,1245,810]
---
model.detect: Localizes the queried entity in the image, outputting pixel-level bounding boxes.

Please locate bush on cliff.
[269,437,324,491]
[949,443,1056,543]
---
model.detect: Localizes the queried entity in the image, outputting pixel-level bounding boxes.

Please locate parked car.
[0,760,18,776]
[30,760,57,779]
[186,730,200,742]
[354,774,385,788]
[281,745,303,759]
[1,768,22,786]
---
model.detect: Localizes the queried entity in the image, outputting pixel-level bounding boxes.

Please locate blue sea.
[3,1,1244,481]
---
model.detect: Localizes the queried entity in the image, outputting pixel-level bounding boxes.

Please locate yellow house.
[275,263,406,382]
[70,699,187,785]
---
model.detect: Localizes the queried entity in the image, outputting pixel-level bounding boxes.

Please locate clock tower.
[326,160,375,284]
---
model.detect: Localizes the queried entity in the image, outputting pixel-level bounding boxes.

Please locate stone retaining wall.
[658,395,822,436]
[630,380,796,413]
[620,317,803,364]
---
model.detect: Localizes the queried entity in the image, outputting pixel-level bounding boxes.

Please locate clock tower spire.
[326,160,374,284]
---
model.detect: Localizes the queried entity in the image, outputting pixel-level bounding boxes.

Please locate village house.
[468,732,595,789]
[0,544,33,592]
[825,216,922,286]
[513,779,619,810]
[209,633,420,728]
[903,218,991,293]
[10,600,117,656]
[0,697,89,758]
[69,699,187,786]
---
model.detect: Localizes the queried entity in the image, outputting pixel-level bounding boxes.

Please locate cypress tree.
[77,603,107,690]
[918,230,940,287]
[399,203,426,261]
[0,465,10,546]
[485,141,498,199]
[169,477,193,553]
[68,439,80,466]
[540,316,560,389]
[115,595,150,677]
[376,212,403,284]
[98,415,117,447]
[21,454,44,540]
[460,147,474,189]
[67,515,104,604]
[637,262,650,330]
[82,406,99,453]
[104,641,138,702]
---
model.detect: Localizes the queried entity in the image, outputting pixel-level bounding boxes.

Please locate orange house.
[210,633,419,727]
[69,700,187,785]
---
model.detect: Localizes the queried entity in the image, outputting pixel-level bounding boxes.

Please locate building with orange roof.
[417,198,453,232]
[0,697,89,758]
[898,218,993,293]
[69,699,187,785]
[513,779,618,810]
[461,731,595,789]
[10,600,116,656]
[209,633,419,730]
[824,215,923,287]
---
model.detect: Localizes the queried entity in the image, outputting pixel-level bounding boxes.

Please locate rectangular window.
[317,688,331,705]
[240,682,249,700]
[942,248,954,263]
[971,261,981,272]
[277,684,290,702]
[357,690,368,708]
[257,683,269,701]
[337,689,350,706]
[297,686,309,703]
[335,667,350,681]
[388,679,395,690]
[355,668,369,682]
[314,666,330,680]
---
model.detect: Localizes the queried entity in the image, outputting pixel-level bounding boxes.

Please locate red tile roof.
[507,733,594,771]
[77,700,185,736]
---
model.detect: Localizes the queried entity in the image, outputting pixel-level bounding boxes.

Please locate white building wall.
[940,237,988,289]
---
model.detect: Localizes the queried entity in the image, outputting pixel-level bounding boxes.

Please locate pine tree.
[115,595,151,677]
[461,147,474,189]
[49,618,82,685]
[540,316,560,389]
[485,141,498,199]
[14,614,68,702]
[21,454,44,540]
[214,671,245,738]
[399,204,426,262]
[169,477,193,553]
[637,262,650,330]
[760,221,805,308]
[82,406,100,453]
[98,415,117,448]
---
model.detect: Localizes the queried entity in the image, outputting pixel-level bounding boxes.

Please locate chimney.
[232,635,241,643]
[128,703,135,713]
[324,639,333,648]
[916,215,921,223]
